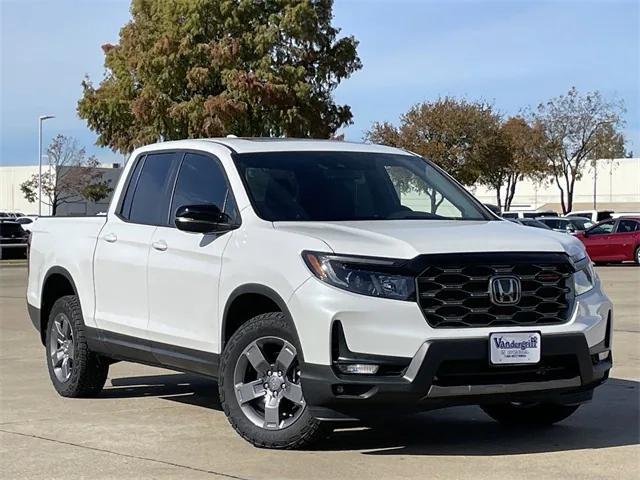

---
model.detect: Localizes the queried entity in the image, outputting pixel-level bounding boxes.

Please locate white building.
[469,157,640,213]
[0,163,122,215]
[0,165,46,215]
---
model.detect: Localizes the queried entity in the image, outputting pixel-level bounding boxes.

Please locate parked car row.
[537,217,594,233]
[0,212,39,260]
[505,216,594,233]
[0,219,29,260]
[504,210,639,265]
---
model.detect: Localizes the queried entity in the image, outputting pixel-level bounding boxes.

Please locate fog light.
[337,364,379,375]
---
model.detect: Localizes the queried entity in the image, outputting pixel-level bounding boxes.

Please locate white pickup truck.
[27,138,613,449]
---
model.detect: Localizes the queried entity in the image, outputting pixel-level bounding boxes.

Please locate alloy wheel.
[49,313,74,382]
[233,336,305,430]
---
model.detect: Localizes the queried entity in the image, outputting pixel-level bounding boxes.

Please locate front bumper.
[289,274,613,366]
[301,332,612,421]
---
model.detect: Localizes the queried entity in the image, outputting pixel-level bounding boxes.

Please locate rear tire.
[45,295,109,397]
[481,402,579,426]
[634,246,640,265]
[219,312,329,449]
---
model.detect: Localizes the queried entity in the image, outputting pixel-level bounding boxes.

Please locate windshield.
[569,218,593,229]
[233,151,492,222]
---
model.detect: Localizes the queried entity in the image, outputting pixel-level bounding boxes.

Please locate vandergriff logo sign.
[492,336,539,350]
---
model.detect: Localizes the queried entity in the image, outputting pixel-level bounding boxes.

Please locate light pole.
[38,115,55,216]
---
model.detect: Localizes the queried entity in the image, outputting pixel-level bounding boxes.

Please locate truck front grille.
[416,254,574,328]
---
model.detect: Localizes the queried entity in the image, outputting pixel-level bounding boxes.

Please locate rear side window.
[617,220,639,233]
[125,152,180,226]
[119,155,145,220]
[170,153,238,224]
[542,219,563,229]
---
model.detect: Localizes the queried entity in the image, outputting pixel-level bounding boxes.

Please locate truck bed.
[27,216,107,329]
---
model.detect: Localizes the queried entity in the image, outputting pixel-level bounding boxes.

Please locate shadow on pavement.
[327,377,639,455]
[102,373,638,456]
[104,373,222,410]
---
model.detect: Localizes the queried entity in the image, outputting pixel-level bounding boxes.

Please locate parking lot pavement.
[0,263,638,480]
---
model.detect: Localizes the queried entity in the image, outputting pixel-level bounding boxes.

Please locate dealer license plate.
[489,332,541,365]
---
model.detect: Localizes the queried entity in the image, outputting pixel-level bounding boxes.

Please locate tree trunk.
[554,174,567,214]
[495,185,502,209]
[566,176,576,214]
[505,178,517,211]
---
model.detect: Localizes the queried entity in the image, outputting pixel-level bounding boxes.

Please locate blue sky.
[1,0,638,166]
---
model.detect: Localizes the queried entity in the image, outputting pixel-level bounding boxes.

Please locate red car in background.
[575,216,640,265]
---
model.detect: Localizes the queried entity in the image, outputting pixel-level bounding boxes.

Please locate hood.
[274,220,586,259]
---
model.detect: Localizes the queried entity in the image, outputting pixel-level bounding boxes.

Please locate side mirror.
[483,203,501,216]
[15,217,33,225]
[174,204,237,234]
[566,225,576,233]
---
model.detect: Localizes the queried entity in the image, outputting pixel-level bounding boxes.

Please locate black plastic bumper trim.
[301,333,611,421]
[27,303,40,332]
[426,376,581,398]
[332,321,411,373]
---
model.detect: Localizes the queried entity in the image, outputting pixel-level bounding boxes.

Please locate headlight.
[302,251,416,300]
[574,261,596,296]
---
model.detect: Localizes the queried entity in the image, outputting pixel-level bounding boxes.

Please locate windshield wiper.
[386,211,446,220]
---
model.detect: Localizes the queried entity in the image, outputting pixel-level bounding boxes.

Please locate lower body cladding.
[301,323,612,422]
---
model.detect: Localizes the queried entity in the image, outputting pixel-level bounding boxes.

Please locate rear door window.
[616,220,639,233]
[126,152,180,226]
[119,155,146,220]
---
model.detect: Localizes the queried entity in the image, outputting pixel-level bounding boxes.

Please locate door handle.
[103,232,117,243]
[152,240,168,252]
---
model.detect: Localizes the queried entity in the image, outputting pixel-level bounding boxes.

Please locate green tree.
[78,0,361,153]
[533,87,626,214]
[365,97,501,187]
[20,135,113,215]
[476,116,548,210]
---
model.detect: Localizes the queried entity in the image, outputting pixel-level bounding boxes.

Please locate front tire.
[219,312,328,449]
[481,402,579,426]
[634,246,640,265]
[45,295,109,397]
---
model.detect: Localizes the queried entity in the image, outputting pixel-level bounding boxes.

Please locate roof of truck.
[138,138,409,155]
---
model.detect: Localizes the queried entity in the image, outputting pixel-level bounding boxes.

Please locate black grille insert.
[434,355,580,386]
[416,254,574,328]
